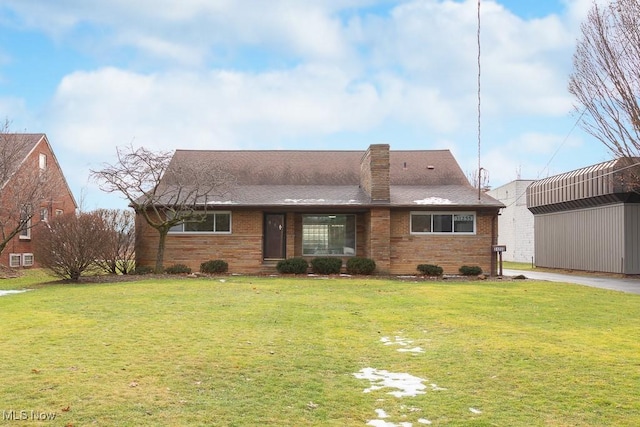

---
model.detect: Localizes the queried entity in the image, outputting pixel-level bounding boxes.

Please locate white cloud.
[44,65,386,156]
[1,0,617,208]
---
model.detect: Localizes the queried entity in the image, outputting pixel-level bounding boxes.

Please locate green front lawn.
[1,272,639,426]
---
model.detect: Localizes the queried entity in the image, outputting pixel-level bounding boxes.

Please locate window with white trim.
[55,209,63,216]
[39,153,47,171]
[169,212,232,233]
[302,214,356,256]
[410,212,476,234]
[22,253,34,267]
[40,207,49,222]
[9,254,21,268]
[19,219,31,239]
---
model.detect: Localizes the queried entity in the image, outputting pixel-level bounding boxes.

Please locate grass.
[502,261,536,270]
[1,272,639,426]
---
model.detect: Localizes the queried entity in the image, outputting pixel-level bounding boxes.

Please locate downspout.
[491,210,497,276]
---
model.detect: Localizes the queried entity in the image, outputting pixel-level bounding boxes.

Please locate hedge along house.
[134,144,504,275]
[527,157,640,274]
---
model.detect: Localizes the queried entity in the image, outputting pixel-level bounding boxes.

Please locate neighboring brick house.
[488,180,535,263]
[0,134,77,268]
[135,144,504,275]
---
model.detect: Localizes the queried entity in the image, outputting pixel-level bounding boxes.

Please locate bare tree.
[94,208,136,275]
[568,0,640,159]
[0,122,64,257]
[90,145,235,273]
[34,212,110,281]
[467,168,491,192]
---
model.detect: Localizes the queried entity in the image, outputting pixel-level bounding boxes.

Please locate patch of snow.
[0,290,28,297]
[398,347,424,354]
[418,419,432,425]
[413,197,452,205]
[206,200,237,205]
[283,198,326,203]
[354,368,427,398]
[380,336,424,354]
[469,408,482,414]
[374,409,388,418]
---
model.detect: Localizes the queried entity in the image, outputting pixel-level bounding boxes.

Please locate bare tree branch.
[34,212,111,281]
[93,209,136,274]
[569,0,640,160]
[0,123,66,257]
[90,145,235,272]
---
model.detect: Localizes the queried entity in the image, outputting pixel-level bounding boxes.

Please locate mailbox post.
[492,245,507,276]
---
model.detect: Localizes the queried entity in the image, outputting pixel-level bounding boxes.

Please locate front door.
[264,214,286,259]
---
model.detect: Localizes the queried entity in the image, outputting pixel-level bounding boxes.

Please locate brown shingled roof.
[0,133,45,188]
[162,148,503,208]
[171,149,469,186]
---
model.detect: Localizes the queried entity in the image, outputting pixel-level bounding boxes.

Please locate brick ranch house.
[135,144,504,275]
[0,134,77,268]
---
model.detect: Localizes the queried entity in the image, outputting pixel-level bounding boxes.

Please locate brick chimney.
[360,144,390,203]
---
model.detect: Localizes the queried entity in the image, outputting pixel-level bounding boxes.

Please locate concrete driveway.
[503,269,640,295]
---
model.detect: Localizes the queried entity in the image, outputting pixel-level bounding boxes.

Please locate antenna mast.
[476,0,482,201]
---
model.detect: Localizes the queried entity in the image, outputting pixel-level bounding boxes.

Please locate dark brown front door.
[264,214,285,259]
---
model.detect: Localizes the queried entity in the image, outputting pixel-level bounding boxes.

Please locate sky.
[0,0,613,210]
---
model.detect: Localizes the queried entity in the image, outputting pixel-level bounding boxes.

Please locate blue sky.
[0,0,611,210]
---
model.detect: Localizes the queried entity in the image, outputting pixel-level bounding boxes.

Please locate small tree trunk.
[155,229,168,273]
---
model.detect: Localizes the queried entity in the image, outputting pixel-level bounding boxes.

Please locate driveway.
[503,269,640,295]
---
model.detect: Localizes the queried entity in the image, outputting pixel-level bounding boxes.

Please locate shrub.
[459,265,483,276]
[200,260,229,274]
[311,257,343,275]
[417,264,443,276]
[165,264,192,274]
[276,258,309,274]
[346,257,376,275]
[33,211,112,281]
[133,265,154,275]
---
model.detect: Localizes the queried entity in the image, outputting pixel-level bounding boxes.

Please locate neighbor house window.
[19,219,31,239]
[40,207,49,222]
[302,214,356,256]
[22,253,34,267]
[169,211,231,233]
[9,254,21,268]
[55,209,63,216]
[410,212,475,234]
[39,153,47,171]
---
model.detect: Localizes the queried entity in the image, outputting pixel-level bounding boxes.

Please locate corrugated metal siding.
[624,205,640,274]
[535,204,625,273]
[528,160,618,208]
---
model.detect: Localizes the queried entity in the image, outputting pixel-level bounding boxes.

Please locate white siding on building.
[488,180,535,263]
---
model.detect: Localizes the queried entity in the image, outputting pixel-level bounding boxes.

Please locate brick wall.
[389,209,496,275]
[135,207,498,275]
[487,180,535,263]
[369,207,391,273]
[360,144,390,202]
[136,210,266,273]
[0,139,76,268]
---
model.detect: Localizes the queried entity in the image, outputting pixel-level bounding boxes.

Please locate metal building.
[527,158,640,274]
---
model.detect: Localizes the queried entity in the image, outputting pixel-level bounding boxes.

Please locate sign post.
[492,245,507,276]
